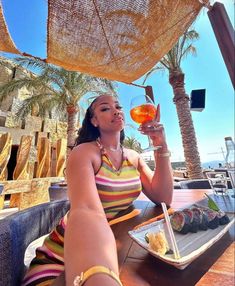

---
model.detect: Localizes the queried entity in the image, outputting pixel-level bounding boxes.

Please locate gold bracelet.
[157,151,171,158]
[73,265,123,286]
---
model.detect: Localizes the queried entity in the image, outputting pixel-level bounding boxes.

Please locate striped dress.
[22,145,142,286]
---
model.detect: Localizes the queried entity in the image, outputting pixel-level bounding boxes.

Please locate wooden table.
[111,189,234,286]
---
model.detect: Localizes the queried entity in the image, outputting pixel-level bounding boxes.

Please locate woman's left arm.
[136,122,174,206]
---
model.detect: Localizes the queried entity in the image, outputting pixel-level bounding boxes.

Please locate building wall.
[0,58,68,172]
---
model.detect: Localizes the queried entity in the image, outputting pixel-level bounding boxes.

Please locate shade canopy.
[0,0,203,83]
[0,5,19,54]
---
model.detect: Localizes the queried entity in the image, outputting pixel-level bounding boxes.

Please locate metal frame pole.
[208,2,235,89]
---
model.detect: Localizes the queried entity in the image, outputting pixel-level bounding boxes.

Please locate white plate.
[128,213,234,270]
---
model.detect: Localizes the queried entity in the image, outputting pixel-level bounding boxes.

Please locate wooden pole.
[145,85,155,102]
[208,2,235,89]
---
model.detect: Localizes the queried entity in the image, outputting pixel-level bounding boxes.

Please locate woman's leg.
[51,272,66,286]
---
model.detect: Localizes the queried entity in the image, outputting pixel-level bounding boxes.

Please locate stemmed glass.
[130,94,161,152]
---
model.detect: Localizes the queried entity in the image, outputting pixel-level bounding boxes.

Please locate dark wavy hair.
[74,96,125,146]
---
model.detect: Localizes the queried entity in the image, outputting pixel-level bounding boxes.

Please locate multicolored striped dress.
[22,143,142,286]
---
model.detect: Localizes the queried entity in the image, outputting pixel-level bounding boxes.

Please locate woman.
[22,94,173,286]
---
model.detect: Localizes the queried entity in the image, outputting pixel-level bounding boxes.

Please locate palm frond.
[39,97,66,118]
[15,98,39,118]
[164,50,174,69]
[1,56,119,145]
[14,57,49,73]
[178,29,199,64]
[123,136,143,153]
[142,66,163,84]
[180,44,197,62]
[175,41,180,67]
[139,28,199,84]
[159,58,170,69]
[185,29,199,40]
[0,78,41,102]
[160,29,199,70]
[39,70,66,93]
[14,92,64,119]
[0,57,16,70]
[98,78,117,96]
[178,32,188,58]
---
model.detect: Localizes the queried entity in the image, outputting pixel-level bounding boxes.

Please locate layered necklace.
[97,137,122,152]
[96,138,123,175]
[106,145,122,152]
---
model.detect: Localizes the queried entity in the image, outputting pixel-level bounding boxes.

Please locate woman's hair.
[74,96,125,146]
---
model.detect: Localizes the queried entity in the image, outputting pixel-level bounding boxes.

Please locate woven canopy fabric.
[47,0,203,82]
[0,4,20,54]
[0,0,203,83]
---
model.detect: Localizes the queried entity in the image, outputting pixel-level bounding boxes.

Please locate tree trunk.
[66,105,79,153]
[169,70,203,179]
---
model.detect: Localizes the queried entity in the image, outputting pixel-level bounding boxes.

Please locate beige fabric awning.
[0,4,21,54]
[0,0,203,83]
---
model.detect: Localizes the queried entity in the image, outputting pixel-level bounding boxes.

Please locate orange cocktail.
[130,103,157,124]
[129,94,161,152]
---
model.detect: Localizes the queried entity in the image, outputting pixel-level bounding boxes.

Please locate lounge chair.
[179,179,211,189]
[0,199,70,286]
[179,178,232,190]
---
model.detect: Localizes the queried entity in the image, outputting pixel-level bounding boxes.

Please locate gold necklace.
[107,146,122,152]
[105,152,123,176]
[96,138,123,175]
[97,138,122,152]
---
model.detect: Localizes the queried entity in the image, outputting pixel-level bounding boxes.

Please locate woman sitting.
[22,94,173,286]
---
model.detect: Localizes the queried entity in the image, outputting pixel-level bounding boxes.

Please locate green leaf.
[145,233,149,243]
[204,193,220,211]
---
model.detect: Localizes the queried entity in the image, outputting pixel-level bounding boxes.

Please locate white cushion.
[24,234,48,267]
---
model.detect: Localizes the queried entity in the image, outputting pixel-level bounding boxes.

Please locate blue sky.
[1,0,234,164]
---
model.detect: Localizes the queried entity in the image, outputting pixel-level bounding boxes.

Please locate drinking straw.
[161,202,181,259]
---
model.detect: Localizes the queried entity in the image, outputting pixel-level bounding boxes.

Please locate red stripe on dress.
[99,191,140,201]
[95,176,140,185]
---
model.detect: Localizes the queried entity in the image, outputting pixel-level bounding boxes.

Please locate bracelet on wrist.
[73,265,123,286]
[157,151,171,158]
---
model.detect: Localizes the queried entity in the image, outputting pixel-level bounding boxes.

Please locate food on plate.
[217,210,230,225]
[202,208,219,229]
[170,211,191,234]
[146,230,170,255]
[170,205,230,234]
[183,208,199,233]
[191,207,208,231]
[195,205,230,227]
[204,194,230,225]
[204,193,220,211]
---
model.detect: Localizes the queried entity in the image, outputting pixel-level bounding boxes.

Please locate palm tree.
[0,57,116,149]
[143,29,203,179]
[123,136,143,153]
